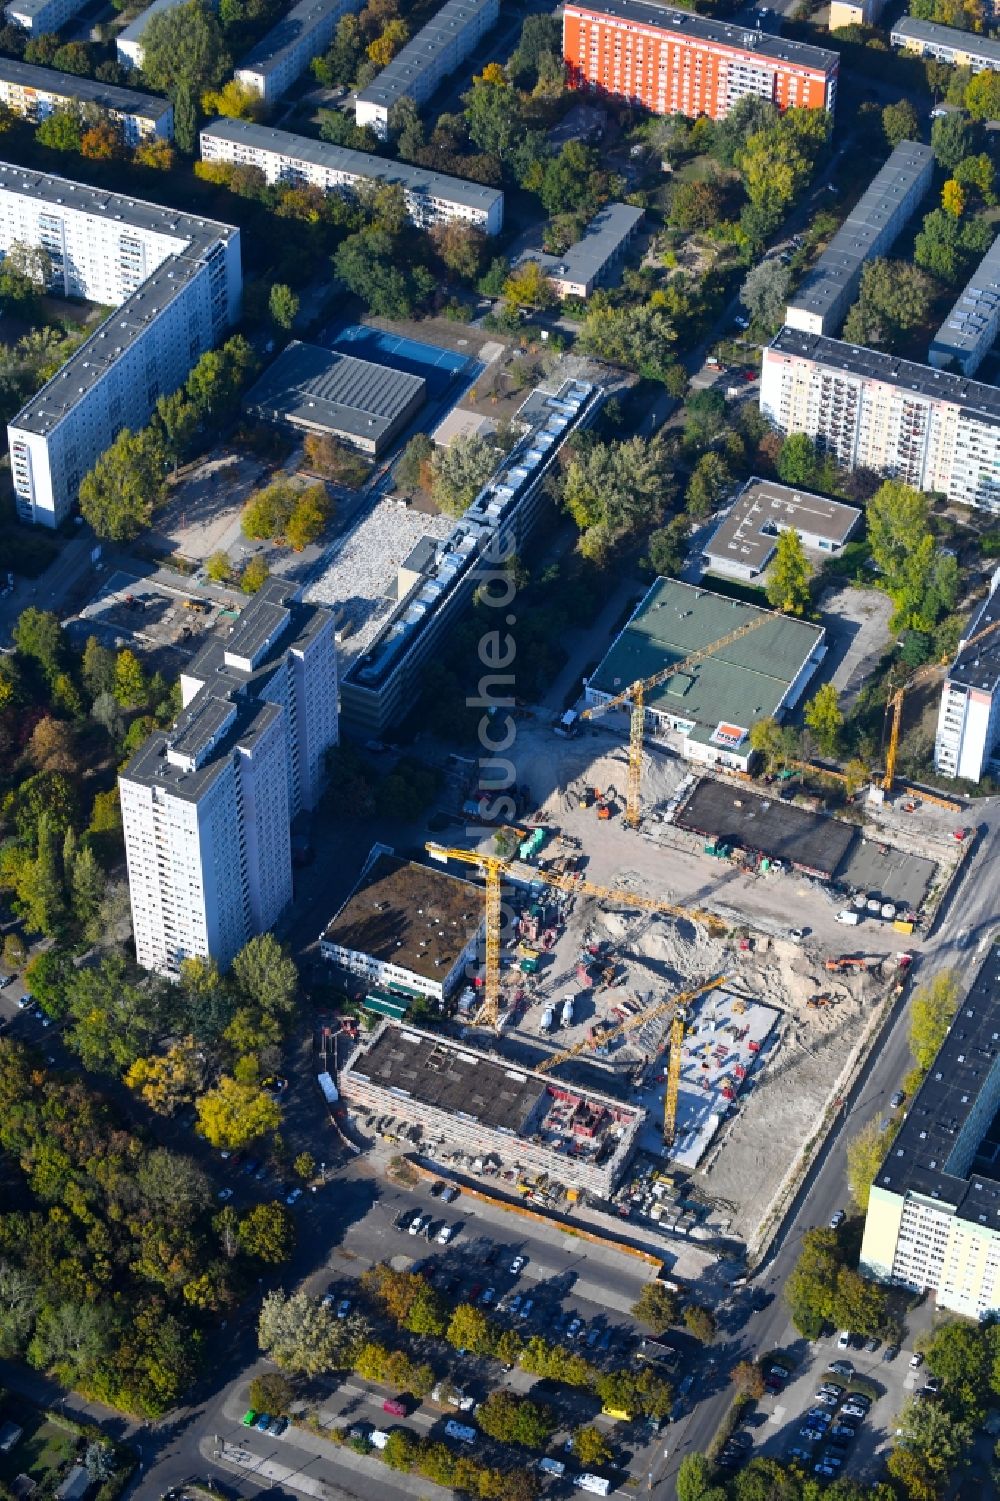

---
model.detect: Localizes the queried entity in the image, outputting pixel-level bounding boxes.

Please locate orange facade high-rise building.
[563,0,838,120]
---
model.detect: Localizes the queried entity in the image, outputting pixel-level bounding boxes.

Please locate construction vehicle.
[807,994,833,1009]
[824,956,873,972]
[580,614,769,829]
[426,843,728,1027]
[535,975,727,1075]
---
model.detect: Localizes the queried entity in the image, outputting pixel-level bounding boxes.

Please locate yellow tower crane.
[663,1006,688,1148]
[579,614,769,829]
[426,843,728,1027]
[534,975,726,1075]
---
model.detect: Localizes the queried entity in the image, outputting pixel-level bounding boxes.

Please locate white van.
[576,1476,611,1496]
[836,910,860,926]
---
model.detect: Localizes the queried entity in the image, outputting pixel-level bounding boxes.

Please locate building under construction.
[339,1022,643,1196]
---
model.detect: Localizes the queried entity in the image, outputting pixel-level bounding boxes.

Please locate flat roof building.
[935,568,1000,782]
[1,161,240,527]
[828,0,888,31]
[200,117,503,234]
[0,58,173,142]
[585,577,826,771]
[564,0,839,120]
[355,0,499,138]
[929,233,1000,377]
[341,380,603,735]
[340,1021,644,1196]
[235,0,363,104]
[320,850,482,1002]
[861,953,1000,1320]
[5,0,87,33]
[244,341,426,455]
[785,140,933,336]
[702,477,860,581]
[121,579,338,976]
[760,326,1000,512]
[891,15,1000,72]
[515,203,643,300]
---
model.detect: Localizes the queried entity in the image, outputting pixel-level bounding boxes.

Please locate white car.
[837,1330,851,1350]
[408,1213,426,1236]
[509,1255,526,1275]
[909,1352,924,1369]
[436,1224,455,1245]
[830,1210,845,1229]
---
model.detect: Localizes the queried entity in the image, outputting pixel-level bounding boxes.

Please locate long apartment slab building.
[200,117,503,233]
[760,326,1000,512]
[929,233,1000,377]
[235,0,363,104]
[341,380,603,735]
[120,579,338,977]
[891,15,1000,73]
[860,954,1000,1321]
[3,162,240,527]
[355,0,499,138]
[934,569,1000,782]
[785,140,933,336]
[563,0,839,119]
[5,0,87,34]
[0,58,174,143]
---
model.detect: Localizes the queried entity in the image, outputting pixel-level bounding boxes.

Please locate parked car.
[429,1181,445,1197]
[890,1091,905,1109]
[925,1377,943,1395]
[242,1410,257,1427]
[441,1186,460,1203]
[267,1417,288,1436]
[567,1318,582,1339]
[408,1211,426,1236]
[520,1299,534,1321]
[509,1255,526,1275]
[321,1293,335,1308]
[509,1294,522,1316]
[800,1427,827,1443]
[216,1187,233,1202]
[337,1299,352,1319]
[255,1414,271,1431]
[865,1336,880,1353]
[830,1425,856,1441]
[909,1352,924,1369]
[286,1187,303,1205]
[828,1360,854,1378]
[829,1210,846,1229]
[837,1330,851,1350]
[0,974,14,989]
[883,1344,900,1361]
[480,1287,496,1306]
[436,1224,456,1245]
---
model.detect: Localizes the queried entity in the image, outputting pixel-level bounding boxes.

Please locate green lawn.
[0,1406,79,1488]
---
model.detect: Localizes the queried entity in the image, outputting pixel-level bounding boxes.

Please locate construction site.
[329,583,972,1248]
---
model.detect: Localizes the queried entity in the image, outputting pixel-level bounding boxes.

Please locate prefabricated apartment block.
[235,0,363,104]
[121,580,338,977]
[784,139,933,337]
[200,117,503,234]
[861,954,1000,1320]
[701,477,859,581]
[563,0,839,119]
[355,0,499,138]
[760,326,1000,512]
[5,0,87,34]
[340,1022,643,1196]
[244,341,426,455]
[929,233,1000,377]
[2,162,240,527]
[891,15,1000,72]
[585,577,826,772]
[514,202,643,300]
[320,851,482,1003]
[935,568,1000,782]
[0,59,174,142]
[340,381,603,735]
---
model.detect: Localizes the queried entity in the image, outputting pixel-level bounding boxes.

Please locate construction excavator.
[426,842,727,1027]
[579,613,769,829]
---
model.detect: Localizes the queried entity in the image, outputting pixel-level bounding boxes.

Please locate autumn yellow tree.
[126,1037,203,1115]
[942,178,965,218]
[367,18,408,65]
[134,137,174,170]
[195,1075,281,1149]
[502,258,556,310]
[201,79,264,120]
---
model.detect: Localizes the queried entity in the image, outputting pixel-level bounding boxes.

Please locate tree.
[644,518,689,577]
[135,137,174,170]
[231,933,297,1017]
[155,390,199,472]
[71,845,106,942]
[241,556,269,594]
[201,78,262,119]
[867,478,957,630]
[431,433,498,515]
[81,120,125,161]
[953,151,995,202]
[268,282,299,330]
[804,683,842,755]
[631,1281,678,1332]
[502,258,556,310]
[684,389,726,448]
[293,1151,315,1181]
[26,716,76,773]
[333,228,417,319]
[52,41,91,75]
[36,109,82,153]
[563,435,674,560]
[931,110,971,169]
[195,1076,281,1149]
[892,1396,971,1478]
[882,99,920,147]
[731,1360,766,1399]
[79,427,167,540]
[965,69,1000,121]
[740,259,792,330]
[367,18,407,66]
[257,1289,356,1375]
[464,68,524,159]
[285,486,331,551]
[685,452,731,519]
[573,1426,612,1467]
[126,1039,202,1115]
[846,1118,888,1213]
[670,179,727,230]
[677,1454,717,1501]
[206,550,232,582]
[113,648,148,709]
[430,221,484,282]
[238,1202,295,1263]
[924,1321,993,1418]
[683,1304,716,1342]
[82,635,116,700]
[776,432,818,488]
[14,607,63,677]
[446,1302,494,1356]
[842,259,935,352]
[910,970,959,1071]
[173,80,198,154]
[249,1371,295,1415]
[766,528,812,615]
[942,177,966,218]
[140,0,230,95]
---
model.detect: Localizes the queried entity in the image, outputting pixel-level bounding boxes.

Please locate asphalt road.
[652,805,1000,1495]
